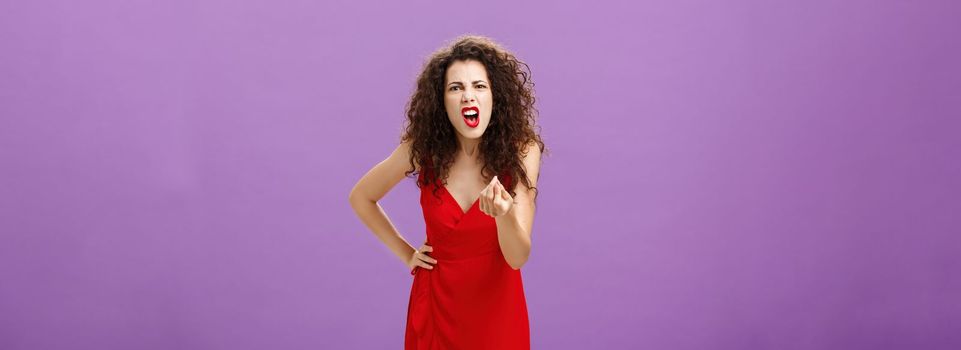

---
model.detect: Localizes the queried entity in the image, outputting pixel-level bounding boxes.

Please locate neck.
[456,135,481,158]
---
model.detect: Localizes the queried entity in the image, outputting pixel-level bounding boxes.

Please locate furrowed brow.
[447,80,488,86]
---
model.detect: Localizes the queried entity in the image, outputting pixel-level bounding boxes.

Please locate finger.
[482,189,490,214]
[482,187,491,212]
[480,193,488,214]
[488,194,495,216]
[420,244,432,252]
[493,181,501,199]
[417,261,434,269]
[418,254,438,264]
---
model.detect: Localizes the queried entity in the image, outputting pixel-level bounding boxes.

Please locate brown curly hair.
[400,34,547,202]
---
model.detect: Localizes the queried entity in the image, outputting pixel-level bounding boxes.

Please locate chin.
[459,129,485,139]
[451,117,489,139]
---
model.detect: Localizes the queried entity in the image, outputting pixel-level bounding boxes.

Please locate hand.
[408,243,437,274]
[479,176,514,218]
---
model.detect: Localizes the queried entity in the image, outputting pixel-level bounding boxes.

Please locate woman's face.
[444,59,493,141]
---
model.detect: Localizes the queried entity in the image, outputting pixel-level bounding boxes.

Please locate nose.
[461,90,475,103]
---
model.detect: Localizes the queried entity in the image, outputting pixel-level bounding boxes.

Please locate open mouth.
[461,106,479,128]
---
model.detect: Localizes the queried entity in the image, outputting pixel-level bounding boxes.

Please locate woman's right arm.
[348,141,431,270]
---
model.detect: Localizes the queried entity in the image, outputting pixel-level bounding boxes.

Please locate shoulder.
[394,139,420,173]
[520,141,542,170]
[521,141,542,161]
[519,141,542,185]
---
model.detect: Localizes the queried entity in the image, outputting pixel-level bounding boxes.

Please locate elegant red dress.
[405,166,530,350]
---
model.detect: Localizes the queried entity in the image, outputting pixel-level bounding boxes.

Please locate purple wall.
[2,0,959,349]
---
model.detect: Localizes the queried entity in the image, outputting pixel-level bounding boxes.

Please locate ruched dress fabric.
[404,166,530,350]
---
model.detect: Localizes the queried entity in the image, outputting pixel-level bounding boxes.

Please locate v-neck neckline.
[440,183,480,216]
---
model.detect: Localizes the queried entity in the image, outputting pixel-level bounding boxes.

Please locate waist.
[429,248,502,261]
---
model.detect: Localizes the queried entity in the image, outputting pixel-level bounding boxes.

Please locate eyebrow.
[447,80,488,86]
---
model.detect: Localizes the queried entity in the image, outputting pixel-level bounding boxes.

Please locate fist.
[479,176,515,217]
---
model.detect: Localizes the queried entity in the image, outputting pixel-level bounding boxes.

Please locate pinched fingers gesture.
[479,176,514,217]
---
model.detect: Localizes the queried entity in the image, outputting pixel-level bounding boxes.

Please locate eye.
[475,84,487,89]
[449,86,461,91]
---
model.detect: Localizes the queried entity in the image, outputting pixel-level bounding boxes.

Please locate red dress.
[405,166,530,349]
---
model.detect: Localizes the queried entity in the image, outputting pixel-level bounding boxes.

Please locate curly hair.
[400,34,547,203]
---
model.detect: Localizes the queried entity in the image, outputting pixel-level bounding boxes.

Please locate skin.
[348,59,540,273]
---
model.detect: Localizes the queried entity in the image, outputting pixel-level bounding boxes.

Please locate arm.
[494,142,542,270]
[348,141,419,267]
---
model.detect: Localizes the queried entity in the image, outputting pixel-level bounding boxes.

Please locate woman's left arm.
[481,143,542,270]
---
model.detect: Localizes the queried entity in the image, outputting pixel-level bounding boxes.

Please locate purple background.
[2,0,959,349]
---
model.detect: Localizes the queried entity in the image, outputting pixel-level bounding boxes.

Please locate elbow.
[507,237,532,270]
[348,189,368,209]
[507,253,530,270]
[348,189,358,207]
[348,190,378,215]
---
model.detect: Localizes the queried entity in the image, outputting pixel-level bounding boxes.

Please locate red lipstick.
[461,106,480,128]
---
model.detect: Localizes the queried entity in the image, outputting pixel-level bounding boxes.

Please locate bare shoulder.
[520,141,542,184]
[521,141,542,161]
[384,139,421,176]
[395,139,419,173]
[509,141,543,215]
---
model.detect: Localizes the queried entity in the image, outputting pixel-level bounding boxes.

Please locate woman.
[348,34,546,349]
